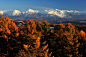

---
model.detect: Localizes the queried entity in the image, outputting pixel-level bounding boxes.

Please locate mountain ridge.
[0,9,80,17]
[0,8,86,21]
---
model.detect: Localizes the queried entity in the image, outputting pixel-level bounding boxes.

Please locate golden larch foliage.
[80,30,85,37]
[23,44,30,51]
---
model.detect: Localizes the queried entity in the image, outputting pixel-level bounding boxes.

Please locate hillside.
[0,15,86,57]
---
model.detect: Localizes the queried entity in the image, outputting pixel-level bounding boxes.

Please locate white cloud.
[12,10,21,16]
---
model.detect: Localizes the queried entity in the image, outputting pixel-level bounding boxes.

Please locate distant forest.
[0,15,86,57]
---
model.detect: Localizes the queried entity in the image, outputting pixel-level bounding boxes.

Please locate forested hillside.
[0,15,86,57]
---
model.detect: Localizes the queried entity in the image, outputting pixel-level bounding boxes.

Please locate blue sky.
[0,0,86,11]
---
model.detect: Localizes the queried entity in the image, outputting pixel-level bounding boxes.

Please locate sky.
[0,0,86,11]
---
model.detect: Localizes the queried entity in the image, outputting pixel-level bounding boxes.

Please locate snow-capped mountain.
[12,10,21,16]
[0,8,85,19]
[0,11,7,15]
[26,9,39,14]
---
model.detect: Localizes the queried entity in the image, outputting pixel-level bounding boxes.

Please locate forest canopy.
[0,16,86,57]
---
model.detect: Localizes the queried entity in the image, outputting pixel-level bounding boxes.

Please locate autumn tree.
[0,15,86,57]
[16,20,52,57]
[0,14,4,21]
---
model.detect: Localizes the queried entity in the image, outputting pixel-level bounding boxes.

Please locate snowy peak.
[0,11,6,15]
[26,9,39,14]
[12,10,21,16]
[44,9,79,18]
[0,8,85,18]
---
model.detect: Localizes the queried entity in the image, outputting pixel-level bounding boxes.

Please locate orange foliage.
[51,30,54,33]
[68,23,72,26]
[59,23,65,28]
[5,16,9,20]
[15,33,19,37]
[22,22,25,24]
[83,37,86,41]
[0,28,2,31]
[80,30,85,37]
[53,24,56,26]
[43,44,48,50]
[1,15,86,57]
[23,44,30,51]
